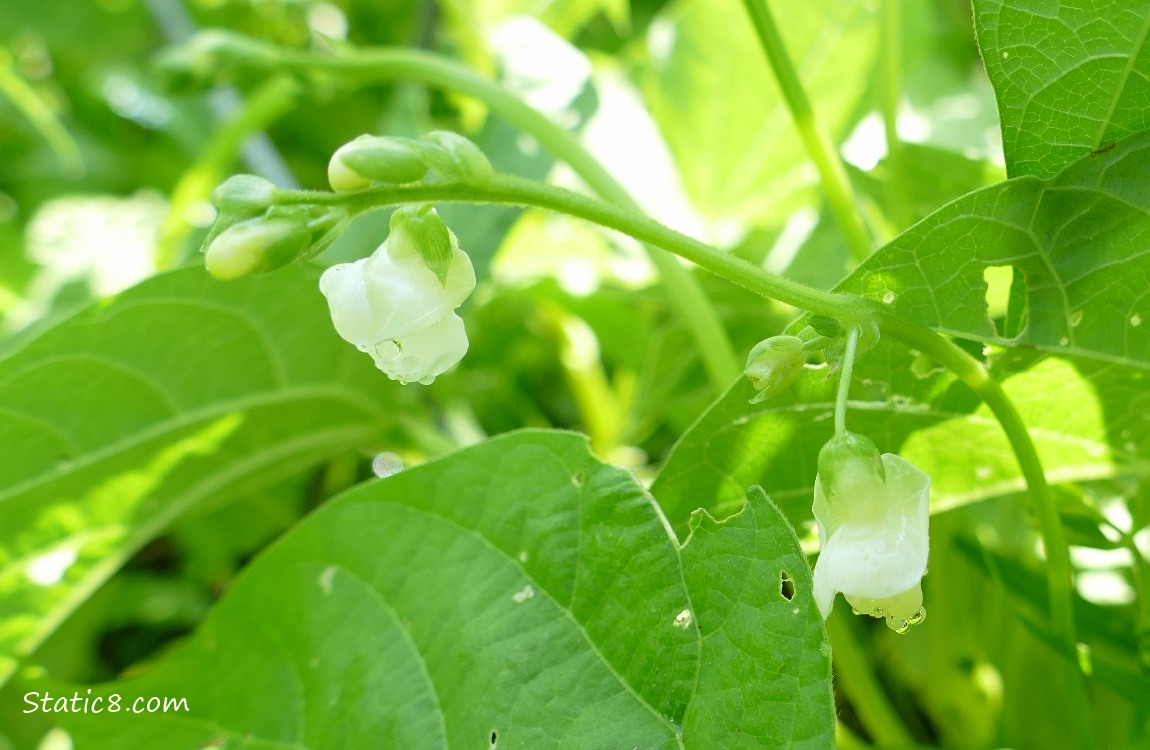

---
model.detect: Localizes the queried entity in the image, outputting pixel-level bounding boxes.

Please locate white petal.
[319,260,379,346]
[370,313,469,383]
[361,240,475,339]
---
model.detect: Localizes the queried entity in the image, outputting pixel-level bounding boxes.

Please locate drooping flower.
[318,210,475,384]
[812,431,930,632]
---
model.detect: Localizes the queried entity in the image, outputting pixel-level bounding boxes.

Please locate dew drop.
[356,344,368,352]
[1059,337,1070,346]
[975,465,993,480]
[1132,314,1143,327]
[851,608,864,616]
[908,608,926,625]
[372,452,404,478]
[512,584,535,603]
[672,609,693,628]
[1002,51,1009,59]
[891,619,911,634]
[1070,310,1083,328]
[517,550,529,563]
[882,291,896,304]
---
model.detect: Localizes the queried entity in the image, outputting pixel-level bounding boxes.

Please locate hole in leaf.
[982,265,1029,338]
[780,571,795,601]
[490,730,498,747]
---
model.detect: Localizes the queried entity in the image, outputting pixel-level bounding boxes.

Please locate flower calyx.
[328,135,428,192]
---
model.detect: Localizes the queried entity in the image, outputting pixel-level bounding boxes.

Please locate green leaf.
[843,131,1150,369]
[641,0,877,220]
[974,0,1150,178]
[0,267,393,687]
[50,431,832,749]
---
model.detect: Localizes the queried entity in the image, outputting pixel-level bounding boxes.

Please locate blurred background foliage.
[0,0,1146,747]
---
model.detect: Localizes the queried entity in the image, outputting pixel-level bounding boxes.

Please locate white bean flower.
[319,214,475,384]
[811,432,930,632]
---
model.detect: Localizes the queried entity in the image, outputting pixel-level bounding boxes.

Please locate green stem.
[826,615,915,747]
[206,33,741,392]
[157,76,301,269]
[0,47,83,178]
[834,326,860,436]
[281,172,1080,670]
[879,0,911,230]
[739,0,873,263]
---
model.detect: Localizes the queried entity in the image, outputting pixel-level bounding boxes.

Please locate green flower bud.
[328,135,428,192]
[211,174,277,217]
[419,131,493,181]
[204,217,310,280]
[744,335,806,404]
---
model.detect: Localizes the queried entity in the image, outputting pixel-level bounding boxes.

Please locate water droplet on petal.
[891,619,911,634]
[851,608,864,616]
[356,344,368,352]
[907,608,926,625]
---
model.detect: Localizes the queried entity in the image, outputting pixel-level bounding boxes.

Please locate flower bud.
[744,335,805,404]
[211,174,276,217]
[419,131,493,181]
[204,217,309,280]
[328,135,428,192]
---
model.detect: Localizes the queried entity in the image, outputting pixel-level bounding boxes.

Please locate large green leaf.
[974,0,1150,178]
[640,0,877,221]
[843,131,1150,369]
[0,267,394,687]
[47,431,833,749]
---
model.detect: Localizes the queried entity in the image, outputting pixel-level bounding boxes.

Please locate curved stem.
[738,0,873,263]
[280,172,1079,663]
[206,33,741,391]
[879,0,911,231]
[834,326,860,437]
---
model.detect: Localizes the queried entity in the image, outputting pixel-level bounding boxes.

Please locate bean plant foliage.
[0,0,1148,749]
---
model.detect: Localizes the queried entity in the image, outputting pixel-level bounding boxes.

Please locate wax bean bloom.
[319,210,475,384]
[812,431,930,632]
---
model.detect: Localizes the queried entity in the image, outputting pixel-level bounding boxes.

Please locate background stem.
[738,0,874,263]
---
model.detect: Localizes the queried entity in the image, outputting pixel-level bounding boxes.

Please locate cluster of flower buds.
[318,206,475,384]
[203,175,348,281]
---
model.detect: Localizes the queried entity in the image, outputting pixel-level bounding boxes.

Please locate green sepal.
[816,431,885,500]
[418,131,494,181]
[390,205,455,285]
